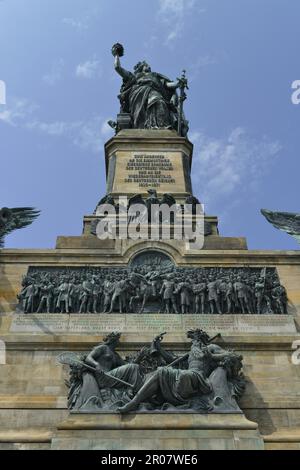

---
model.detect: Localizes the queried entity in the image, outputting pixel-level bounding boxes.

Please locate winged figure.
[0,207,40,248]
[261,209,300,245]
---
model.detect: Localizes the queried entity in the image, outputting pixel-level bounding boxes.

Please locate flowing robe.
[72,345,143,411]
[120,72,176,130]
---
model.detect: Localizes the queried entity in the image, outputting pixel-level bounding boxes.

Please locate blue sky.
[0,0,299,250]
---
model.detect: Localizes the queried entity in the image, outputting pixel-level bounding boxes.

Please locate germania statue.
[111,43,189,137]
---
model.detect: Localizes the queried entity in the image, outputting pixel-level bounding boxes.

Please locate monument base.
[51,413,264,450]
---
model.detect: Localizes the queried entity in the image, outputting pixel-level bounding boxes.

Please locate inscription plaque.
[68,315,125,333]
[112,151,186,193]
[10,314,296,335]
[10,314,69,334]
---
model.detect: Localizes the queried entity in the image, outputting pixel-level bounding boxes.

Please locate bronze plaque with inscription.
[112,151,187,193]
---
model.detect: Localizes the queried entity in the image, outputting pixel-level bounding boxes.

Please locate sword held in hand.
[177,69,188,136]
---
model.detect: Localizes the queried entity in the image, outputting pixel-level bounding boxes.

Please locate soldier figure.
[218,278,228,314]
[207,276,222,315]
[109,278,130,313]
[144,269,162,297]
[91,276,102,313]
[193,279,207,314]
[56,276,73,313]
[159,274,178,314]
[234,276,251,314]
[79,276,93,313]
[271,280,287,314]
[37,279,54,313]
[224,276,234,314]
[174,278,192,314]
[254,277,265,315]
[102,276,114,313]
[19,279,38,313]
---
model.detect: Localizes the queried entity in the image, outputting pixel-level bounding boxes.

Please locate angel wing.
[160,193,176,207]
[127,194,147,222]
[96,195,110,205]
[261,209,300,244]
[185,195,200,205]
[128,194,145,207]
[0,207,40,248]
[93,194,116,214]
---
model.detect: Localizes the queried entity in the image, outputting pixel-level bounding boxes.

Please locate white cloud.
[158,0,205,44]
[189,54,221,81]
[26,116,107,154]
[62,17,89,31]
[43,59,64,86]
[75,60,102,79]
[73,117,105,153]
[144,35,159,50]
[0,95,112,154]
[159,0,196,15]
[26,120,79,137]
[0,98,38,126]
[191,128,282,207]
[62,6,101,32]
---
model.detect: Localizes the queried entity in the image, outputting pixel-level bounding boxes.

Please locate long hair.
[103,331,121,345]
[187,329,210,345]
[134,61,150,75]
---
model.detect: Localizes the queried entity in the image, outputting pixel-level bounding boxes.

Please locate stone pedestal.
[51,413,264,450]
[104,129,193,200]
[53,129,249,250]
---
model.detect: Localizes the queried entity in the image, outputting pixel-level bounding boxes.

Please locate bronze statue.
[37,278,54,313]
[59,332,143,411]
[174,278,192,314]
[0,206,40,248]
[271,280,287,314]
[117,329,245,414]
[111,43,189,136]
[59,329,245,414]
[207,276,222,315]
[159,274,179,314]
[261,209,300,245]
[233,276,252,314]
[193,279,207,314]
